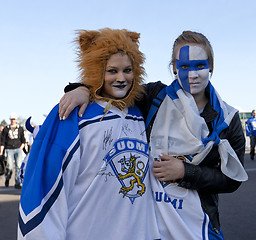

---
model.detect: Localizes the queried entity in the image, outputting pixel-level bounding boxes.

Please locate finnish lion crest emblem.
[104,138,149,203]
[117,154,146,197]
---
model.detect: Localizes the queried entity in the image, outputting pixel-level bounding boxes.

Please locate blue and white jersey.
[18,101,160,240]
[245,116,256,136]
[150,161,210,240]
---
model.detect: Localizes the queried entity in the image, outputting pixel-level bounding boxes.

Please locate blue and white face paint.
[176,45,210,95]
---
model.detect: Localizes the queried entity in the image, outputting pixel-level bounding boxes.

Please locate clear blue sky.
[1,0,255,125]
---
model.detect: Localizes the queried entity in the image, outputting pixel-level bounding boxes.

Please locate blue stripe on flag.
[19,139,80,236]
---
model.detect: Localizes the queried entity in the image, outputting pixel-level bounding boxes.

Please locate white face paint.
[176,45,210,96]
[101,53,134,99]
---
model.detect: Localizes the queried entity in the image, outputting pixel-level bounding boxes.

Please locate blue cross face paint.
[176,45,210,94]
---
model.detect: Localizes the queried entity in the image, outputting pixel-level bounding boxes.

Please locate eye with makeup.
[181,65,189,70]
[124,67,132,73]
[106,67,132,74]
[196,64,205,69]
[106,69,117,74]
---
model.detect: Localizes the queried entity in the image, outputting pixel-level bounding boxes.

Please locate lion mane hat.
[76,28,145,110]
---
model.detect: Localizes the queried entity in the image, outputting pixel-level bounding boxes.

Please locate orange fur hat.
[76,28,145,110]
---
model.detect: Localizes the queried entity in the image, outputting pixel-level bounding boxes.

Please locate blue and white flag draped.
[150,79,247,182]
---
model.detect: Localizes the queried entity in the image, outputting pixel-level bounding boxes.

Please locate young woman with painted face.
[148,32,247,240]
[18,28,160,240]
[58,31,247,240]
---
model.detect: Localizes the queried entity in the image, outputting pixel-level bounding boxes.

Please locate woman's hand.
[59,87,90,120]
[152,155,185,181]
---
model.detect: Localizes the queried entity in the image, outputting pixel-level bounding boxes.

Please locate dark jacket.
[137,81,245,232]
[1,125,26,149]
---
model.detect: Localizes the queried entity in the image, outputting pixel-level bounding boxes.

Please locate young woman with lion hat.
[18,28,160,240]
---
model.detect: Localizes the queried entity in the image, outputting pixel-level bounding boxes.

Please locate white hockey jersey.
[18,101,160,240]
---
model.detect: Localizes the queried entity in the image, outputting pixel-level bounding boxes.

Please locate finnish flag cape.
[150,79,248,182]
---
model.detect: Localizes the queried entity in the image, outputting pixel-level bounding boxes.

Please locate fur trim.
[75,28,145,110]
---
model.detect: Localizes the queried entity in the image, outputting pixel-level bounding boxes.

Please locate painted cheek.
[201,69,210,79]
[178,69,191,93]
[196,69,210,86]
[176,46,191,93]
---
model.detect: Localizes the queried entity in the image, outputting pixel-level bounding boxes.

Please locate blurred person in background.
[245,109,256,160]
[0,113,26,188]
[0,125,6,175]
